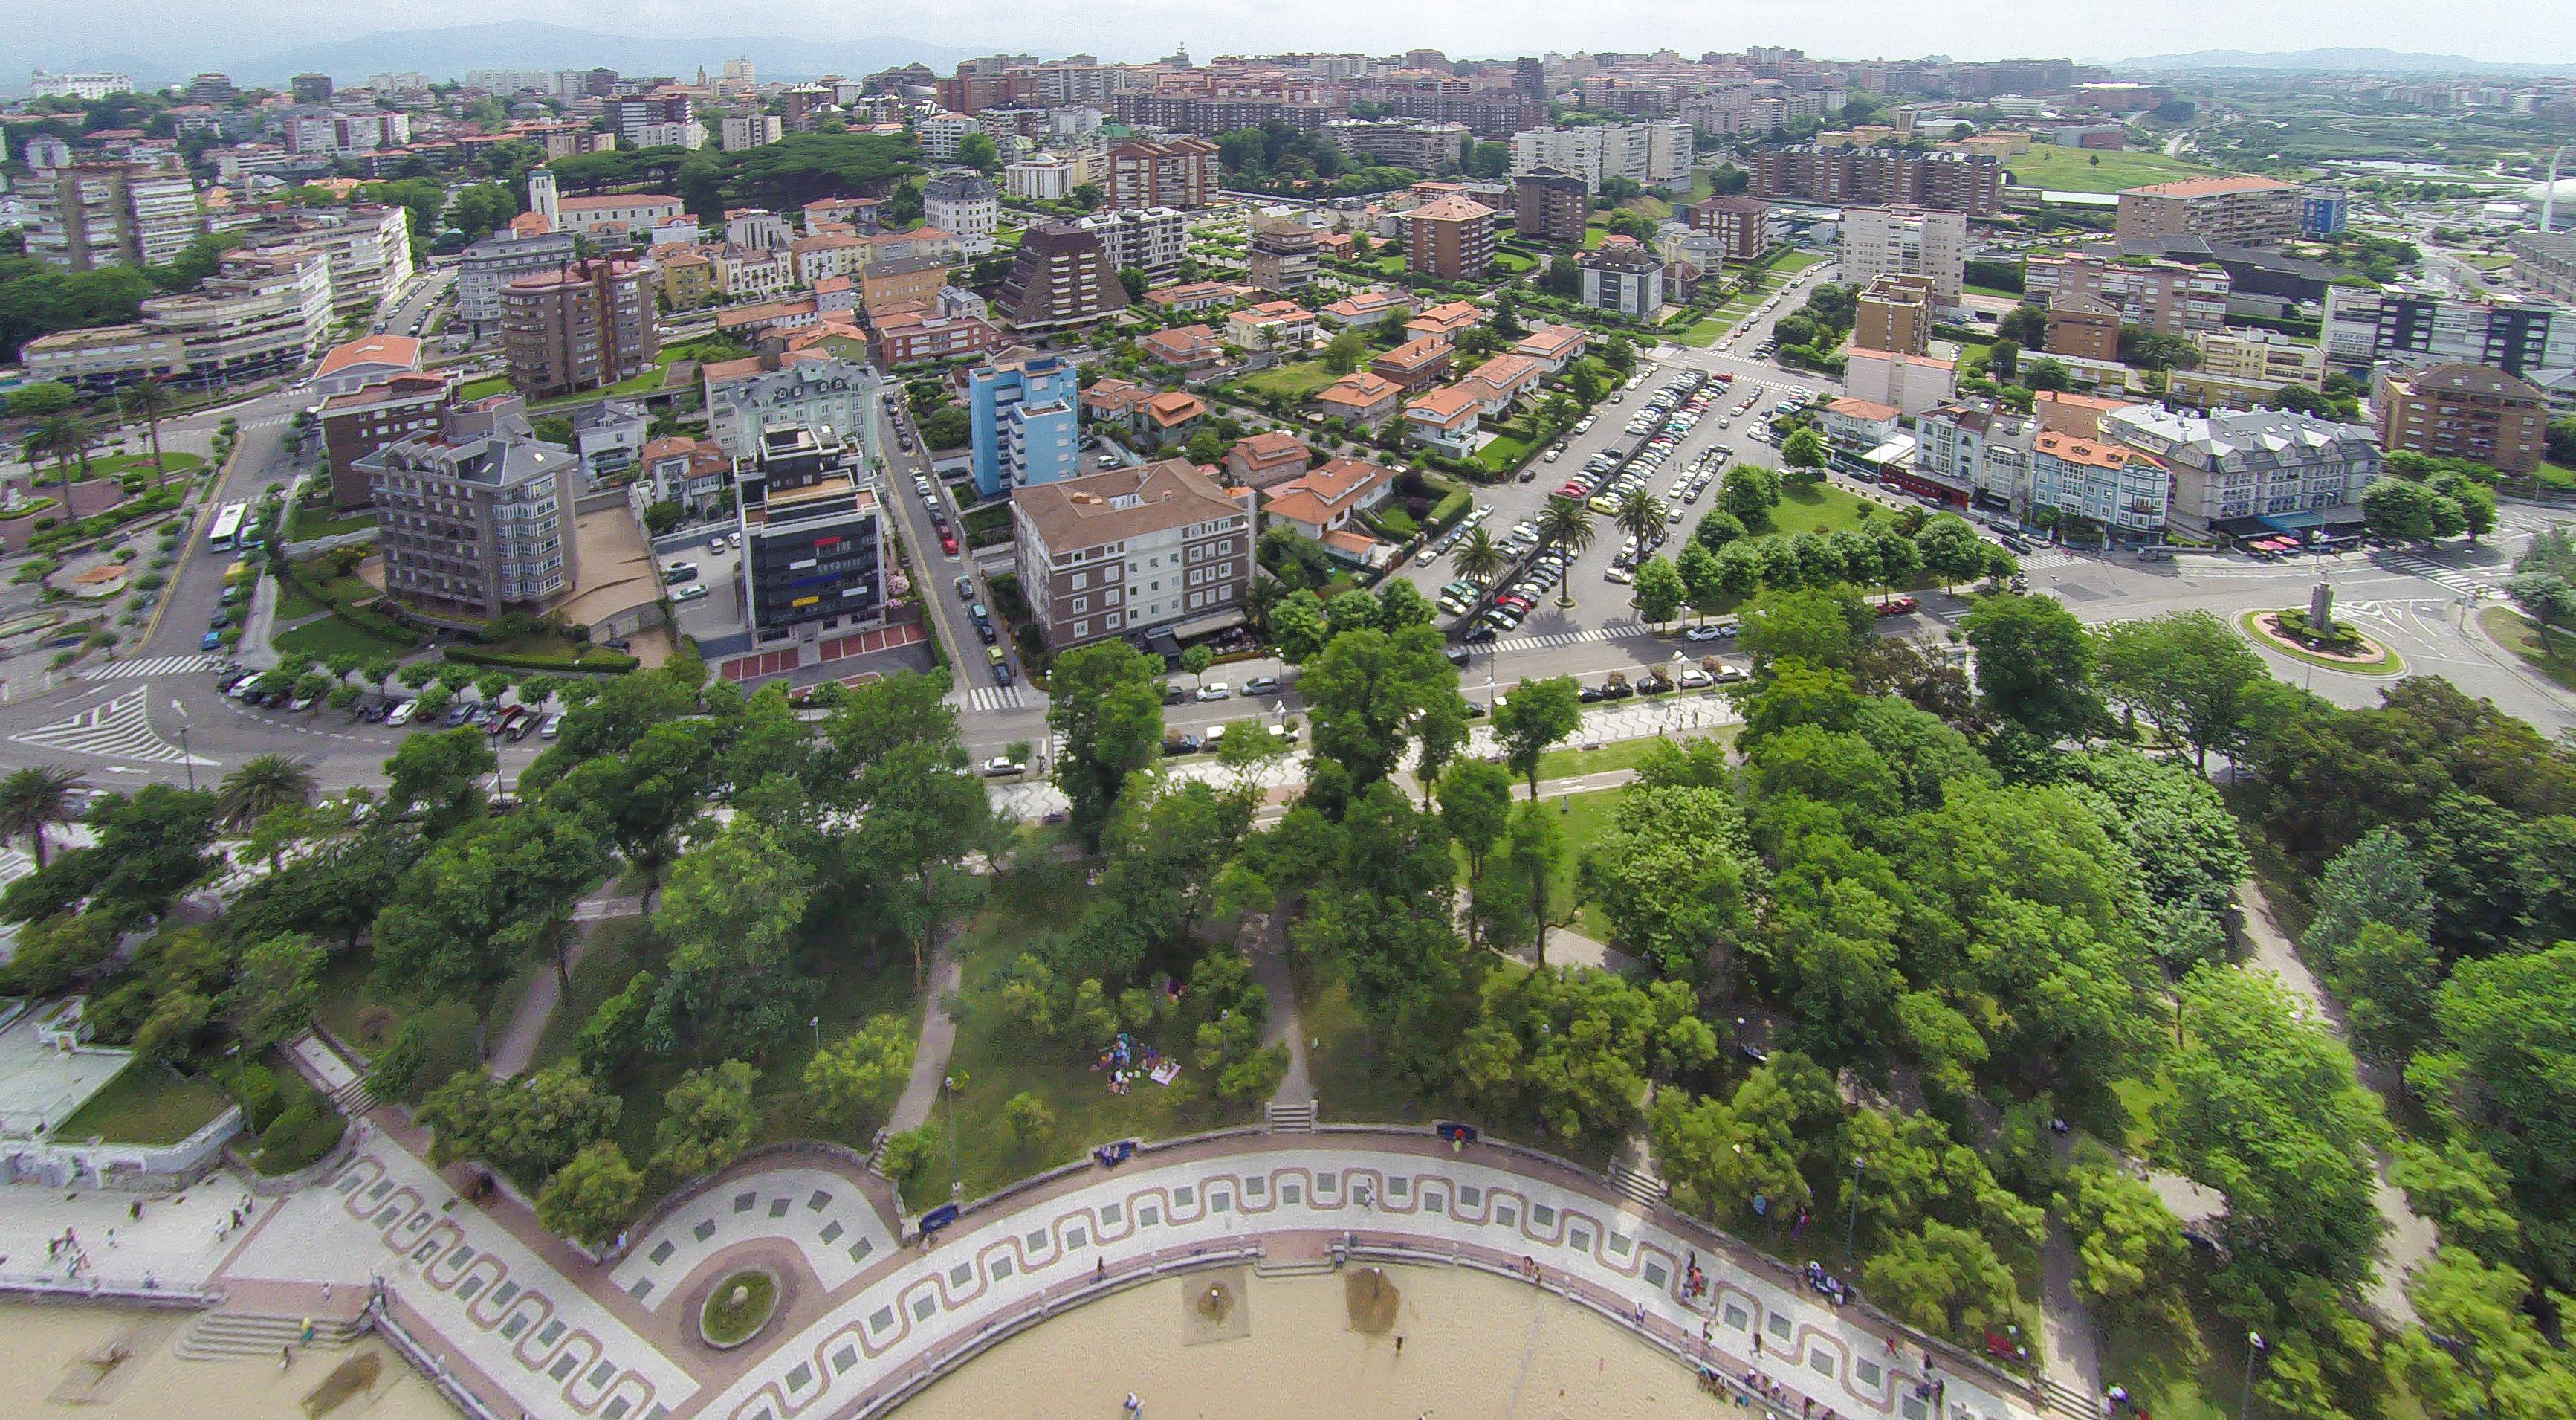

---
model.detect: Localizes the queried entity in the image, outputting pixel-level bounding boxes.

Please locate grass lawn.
[1492,248,1541,275]
[1293,955,1460,1128]
[2004,146,2221,194]
[1765,481,1878,537]
[1239,359,1339,402]
[2536,461,2576,492]
[1671,317,1729,349]
[58,1062,232,1144]
[1472,434,1533,476]
[1531,722,1738,784]
[457,375,512,401]
[1457,787,1619,944]
[1964,283,2025,300]
[1617,195,1672,223]
[274,614,410,662]
[286,500,376,542]
[934,871,1259,1202]
[2481,605,2576,691]
[274,576,325,620]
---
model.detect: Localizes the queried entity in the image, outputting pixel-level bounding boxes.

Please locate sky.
[5,0,2574,69]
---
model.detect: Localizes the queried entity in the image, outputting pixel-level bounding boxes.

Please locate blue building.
[966,349,1082,500]
[2299,186,2349,239]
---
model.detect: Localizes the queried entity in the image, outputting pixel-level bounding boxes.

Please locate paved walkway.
[489,890,642,1080]
[2234,881,2436,1323]
[887,931,963,1137]
[1241,912,1311,1107]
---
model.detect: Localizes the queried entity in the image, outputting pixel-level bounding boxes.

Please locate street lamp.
[2239,1331,2268,1420]
[178,725,195,792]
[1845,1154,1866,1262]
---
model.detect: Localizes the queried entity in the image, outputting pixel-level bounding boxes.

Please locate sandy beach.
[894,1263,1710,1419]
[0,1300,460,1420]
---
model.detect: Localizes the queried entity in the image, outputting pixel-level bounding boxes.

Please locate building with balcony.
[1402,196,1496,282]
[996,223,1131,331]
[499,258,657,400]
[2116,175,2300,249]
[2372,362,2546,476]
[2029,430,2170,538]
[1013,459,1255,649]
[1512,168,1590,247]
[320,371,454,509]
[21,161,202,271]
[703,354,878,460]
[736,424,887,656]
[1579,238,1666,320]
[138,245,333,387]
[359,396,580,620]
[968,347,1082,498]
[1839,205,1966,311]
[2023,255,2230,335]
[1246,217,1321,296]
[2103,404,2381,540]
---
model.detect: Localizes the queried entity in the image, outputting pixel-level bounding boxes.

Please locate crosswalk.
[2013,544,2081,569]
[954,683,1030,713]
[1489,620,1651,655]
[82,653,223,680]
[7,688,213,766]
[2378,550,2498,597]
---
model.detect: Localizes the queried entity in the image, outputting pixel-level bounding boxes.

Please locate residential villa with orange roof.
[1458,352,1545,416]
[1127,390,1211,449]
[2030,429,2169,535]
[1226,300,1320,352]
[1142,280,1249,315]
[313,333,422,397]
[1404,384,1483,456]
[1405,300,1483,341]
[1319,288,1412,332]
[1141,323,1228,371]
[1512,323,1588,374]
[1081,377,1155,424]
[1369,335,1453,392]
[2032,389,2146,439]
[1313,371,1407,428]
[1225,430,1313,489]
[1260,456,1400,544]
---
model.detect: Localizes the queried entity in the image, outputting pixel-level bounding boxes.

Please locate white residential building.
[722,114,784,152]
[2103,404,2382,539]
[705,356,880,460]
[1006,152,1086,201]
[1507,121,1689,190]
[918,112,977,163]
[1838,205,1968,312]
[31,70,131,100]
[923,175,1001,255]
[139,245,333,384]
[1074,207,1188,281]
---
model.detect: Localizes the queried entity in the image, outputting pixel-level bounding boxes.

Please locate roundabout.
[2239,607,2406,676]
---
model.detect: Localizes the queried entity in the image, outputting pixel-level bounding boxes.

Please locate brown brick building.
[2114,175,2300,249]
[1750,146,2002,216]
[1012,459,1257,649]
[499,258,656,400]
[1512,168,1589,247]
[319,371,454,509]
[995,222,1130,331]
[1402,194,1496,283]
[1854,274,1935,357]
[1107,138,1218,209]
[2372,362,2547,475]
[1683,194,1773,262]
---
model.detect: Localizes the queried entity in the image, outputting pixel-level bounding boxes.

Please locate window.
[1071,596,1087,613]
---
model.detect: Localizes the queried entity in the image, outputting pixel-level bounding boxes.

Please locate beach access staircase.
[2037,1375,2099,1420]
[1607,1161,1669,1212]
[175,1309,365,1362]
[1263,1100,1318,1132]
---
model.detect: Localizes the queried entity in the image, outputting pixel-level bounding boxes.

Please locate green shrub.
[253,1095,346,1173]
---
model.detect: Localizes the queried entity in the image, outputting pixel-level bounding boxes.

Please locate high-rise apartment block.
[138,245,332,385]
[499,259,657,400]
[1071,207,1188,282]
[736,425,887,653]
[1854,274,1935,355]
[1513,168,1590,247]
[320,372,456,509]
[1246,218,1320,296]
[22,161,203,271]
[1107,138,1217,208]
[359,396,581,620]
[2372,363,2548,476]
[1507,122,1689,190]
[2115,176,2300,249]
[1012,460,1256,650]
[923,174,1001,254]
[1751,146,2002,216]
[722,114,784,152]
[1402,196,1496,282]
[968,348,1083,499]
[1579,239,1665,320]
[1839,206,1967,310]
[2023,255,2230,335]
[1683,195,1774,262]
[997,223,1132,332]
[2321,286,2576,378]
[1321,120,1470,172]
[455,230,580,332]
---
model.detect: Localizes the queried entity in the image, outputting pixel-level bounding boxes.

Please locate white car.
[673,584,711,603]
[1196,683,1231,702]
[980,756,1026,777]
[1677,667,1715,689]
[385,699,419,726]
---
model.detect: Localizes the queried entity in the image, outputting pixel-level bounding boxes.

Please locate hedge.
[446,645,640,674]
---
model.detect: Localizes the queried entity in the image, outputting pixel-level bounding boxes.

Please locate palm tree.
[118,379,177,489]
[1615,488,1668,550]
[1535,495,1596,609]
[32,413,95,501]
[0,766,88,868]
[216,754,318,831]
[1453,527,1507,589]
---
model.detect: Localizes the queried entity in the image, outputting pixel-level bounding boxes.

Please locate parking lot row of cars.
[219,671,563,738]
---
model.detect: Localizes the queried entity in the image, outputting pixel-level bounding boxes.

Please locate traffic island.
[699,1268,780,1350]
[2239,608,2404,676]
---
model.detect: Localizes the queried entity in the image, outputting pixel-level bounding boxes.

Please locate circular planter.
[699,1268,780,1350]
[2238,610,2404,677]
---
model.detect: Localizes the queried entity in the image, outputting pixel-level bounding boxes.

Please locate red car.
[1874,595,1919,617]
[939,533,959,555]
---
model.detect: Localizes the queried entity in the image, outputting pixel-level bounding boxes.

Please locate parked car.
[385,700,419,726]
[201,630,225,651]
[673,584,710,603]
[539,712,564,739]
[980,756,1025,777]
[1196,682,1231,702]
[1162,734,1201,757]
[1242,675,1280,696]
[662,561,699,584]
[1874,595,1919,617]
[954,575,976,601]
[1163,682,1190,705]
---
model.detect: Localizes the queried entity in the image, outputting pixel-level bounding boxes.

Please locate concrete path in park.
[486,890,641,1080]
[887,929,965,1135]
[2234,880,2438,1324]
[1243,911,1312,1108]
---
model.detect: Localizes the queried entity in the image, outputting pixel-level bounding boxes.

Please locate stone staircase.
[1608,1161,1669,1212]
[175,1310,365,1363]
[1264,1100,1317,1133]
[2036,1375,2099,1420]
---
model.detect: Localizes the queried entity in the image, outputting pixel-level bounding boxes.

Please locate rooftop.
[2121,175,2297,199]
[315,333,421,379]
[1016,459,1246,549]
[2390,362,2546,401]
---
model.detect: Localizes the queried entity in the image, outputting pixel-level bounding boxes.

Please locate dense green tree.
[1863,1221,2018,1339]
[651,819,813,1059]
[2508,525,2576,653]
[1634,555,1685,622]
[803,1014,916,1133]
[1719,464,1781,529]
[2095,610,2268,768]
[1460,964,1714,1144]
[1962,593,2100,740]
[652,1059,758,1179]
[1490,675,1583,799]
[418,1062,621,1180]
[384,728,499,838]
[1047,641,1166,847]
[1299,622,1467,789]
[1737,584,1871,674]
[1581,783,1753,985]
[221,933,325,1053]
[1439,760,1515,947]
[2415,942,2576,1238]
[537,1140,644,1246]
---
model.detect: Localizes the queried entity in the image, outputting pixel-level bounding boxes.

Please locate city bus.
[207,501,248,552]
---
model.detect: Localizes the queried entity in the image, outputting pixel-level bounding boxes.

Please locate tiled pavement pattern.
[271,1146,698,1420]
[612,1167,900,1309]
[702,1146,2034,1420]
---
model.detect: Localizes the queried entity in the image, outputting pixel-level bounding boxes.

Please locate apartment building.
[923,175,1001,254]
[968,348,1082,498]
[1580,239,1666,320]
[2372,362,2547,475]
[2029,431,2170,537]
[2320,285,2576,378]
[499,258,658,400]
[2022,254,2230,335]
[241,203,414,317]
[1839,206,1967,309]
[2104,404,2381,539]
[138,245,333,386]
[1004,151,1092,201]
[1246,218,1320,296]
[2045,297,2122,362]
[736,424,887,652]
[1508,122,1690,190]
[359,396,580,620]
[313,334,424,398]
[2508,230,2576,304]
[873,306,1000,367]
[2115,175,2300,249]
[1750,146,2002,216]
[18,324,188,390]
[1013,460,1256,649]
[1403,195,1497,282]
[456,229,579,331]
[317,372,453,509]
[1072,207,1189,282]
[2187,329,2327,390]
[722,114,784,152]
[995,224,1129,332]
[1847,349,1957,417]
[703,354,878,460]
[1107,138,1218,209]
[1912,398,2041,508]
[1854,274,1936,355]
[1513,168,1590,247]
[1683,195,1775,262]
[1322,120,1470,172]
[22,161,203,271]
